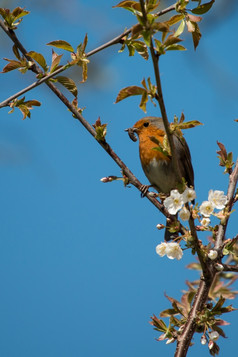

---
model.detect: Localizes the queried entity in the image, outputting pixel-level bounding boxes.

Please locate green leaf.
[127,43,135,56]
[81,62,88,83]
[81,33,88,53]
[8,97,41,120]
[166,44,186,51]
[132,40,149,59]
[139,90,148,113]
[142,30,151,47]
[141,78,147,90]
[174,19,185,37]
[154,39,165,55]
[147,0,160,13]
[192,0,215,15]
[160,308,178,317]
[164,35,182,47]
[18,104,31,120]
[12,7,29,21]
[27,51,48,72]
[174,120,203,129]
[47,40,74,52]
[212,296,226,313]
[0,7,29,29]
[166,14,184,26]
[56,76,78,97]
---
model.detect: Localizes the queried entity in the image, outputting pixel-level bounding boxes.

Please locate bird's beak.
[125,127,138,142]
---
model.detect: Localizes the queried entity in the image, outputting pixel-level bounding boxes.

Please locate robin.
[126,116,194,240]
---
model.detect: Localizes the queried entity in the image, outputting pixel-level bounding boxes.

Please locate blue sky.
[0,1,238,356]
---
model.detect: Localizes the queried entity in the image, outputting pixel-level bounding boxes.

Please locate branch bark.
[215,158,238,250]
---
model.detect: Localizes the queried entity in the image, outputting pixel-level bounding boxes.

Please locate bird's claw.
[140,184,150,197]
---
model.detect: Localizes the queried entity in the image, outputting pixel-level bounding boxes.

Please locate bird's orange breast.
[138,128,170,166]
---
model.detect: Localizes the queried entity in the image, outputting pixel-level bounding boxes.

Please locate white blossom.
[201,217,210,227]
[201,336,207,345]
[156,242,183,260]
[166,242,183,260]
[155,242,168,257]
[208,250,218,260]
[209,331,219,341]
[182,187,196,203]
[164,189,183,215]
[208,190,228,209]
[179,206,190,221]
[199,201,214,217]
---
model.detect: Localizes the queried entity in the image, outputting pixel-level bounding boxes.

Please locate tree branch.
[215,158,238,250]
[175,160,238,356]
[175,276,213,357]
[0,14,179,221]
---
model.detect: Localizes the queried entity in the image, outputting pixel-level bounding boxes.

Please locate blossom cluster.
[199,190,228,218]
[156,242,183,260]
[163,187,196,219]
[155,188,228,262]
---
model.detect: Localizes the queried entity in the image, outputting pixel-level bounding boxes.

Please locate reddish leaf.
[1,59,22,73]
[113,1,141,11]
[115,85,146,103]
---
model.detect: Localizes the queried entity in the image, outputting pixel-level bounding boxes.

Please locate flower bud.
[148,191,159,198]
[209,331,219,341]
[215,263,224,271]
[166,338,175,344]
[208,250,218,260]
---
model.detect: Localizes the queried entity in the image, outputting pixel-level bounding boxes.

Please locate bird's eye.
[143,122,149,127]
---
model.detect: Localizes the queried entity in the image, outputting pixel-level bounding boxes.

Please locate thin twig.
[223,264,238,272]
[139,0,183,184]
[0,64,71,108]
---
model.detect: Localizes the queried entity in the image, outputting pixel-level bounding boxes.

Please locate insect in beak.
[125,127,138,142]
